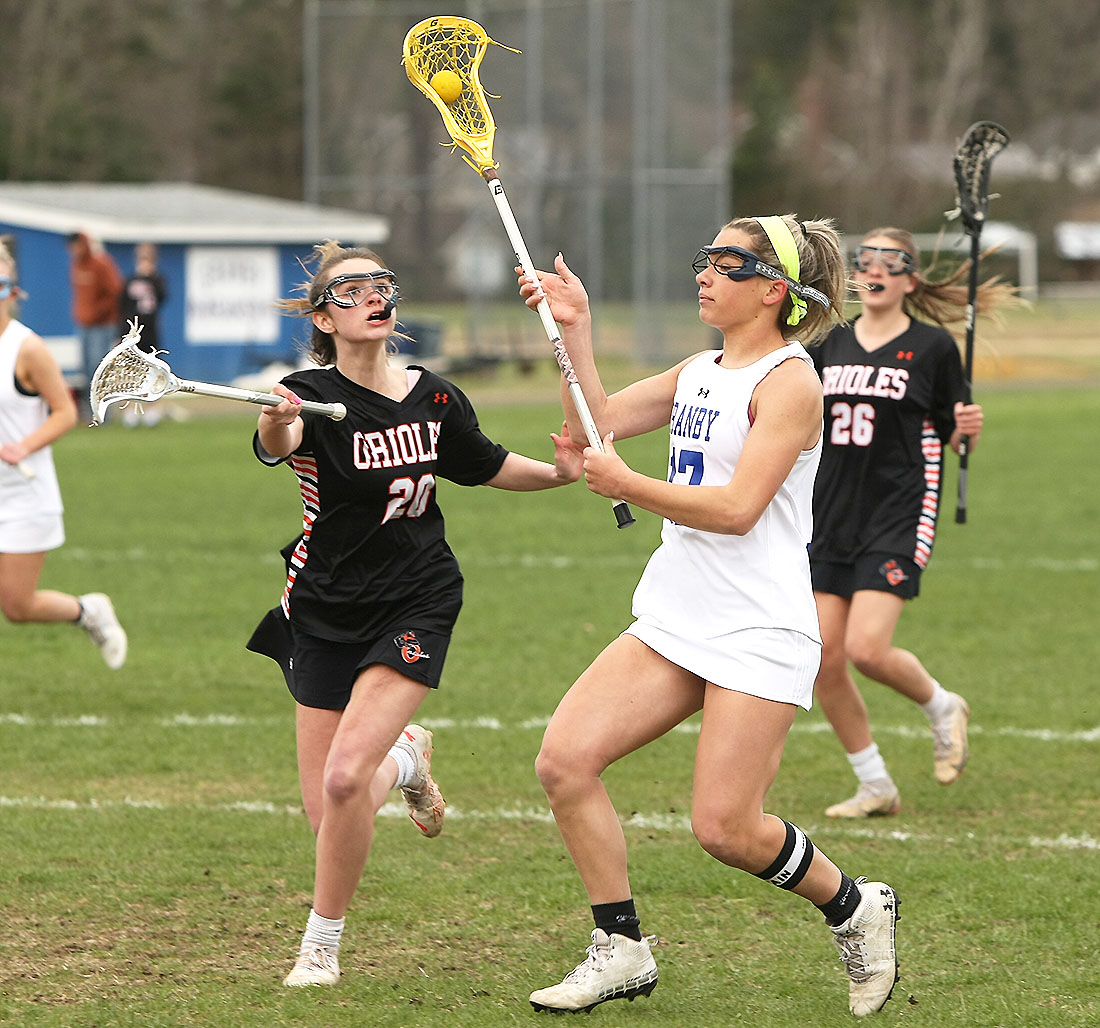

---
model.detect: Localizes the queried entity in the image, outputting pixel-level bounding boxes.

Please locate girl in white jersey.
[0,241,126,668]
[518,216,900,1018]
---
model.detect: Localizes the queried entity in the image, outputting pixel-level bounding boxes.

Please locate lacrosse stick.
[88,320,347,426]
[947,121,1009,524]
[403,16,634,529]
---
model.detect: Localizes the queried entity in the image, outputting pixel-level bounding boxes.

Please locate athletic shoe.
[825,779,901,819]
[284,944,340,987]
[393,724,445,837]
[77,593,127,670]
[831,879,900,1017]
[529,929,658,1014]
[931,692,970,784]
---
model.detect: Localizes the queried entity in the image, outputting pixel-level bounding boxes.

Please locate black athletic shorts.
[246,607,449,710]
[810,552,923,601]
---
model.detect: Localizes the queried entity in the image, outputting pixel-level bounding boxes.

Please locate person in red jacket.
[66,232,123,413]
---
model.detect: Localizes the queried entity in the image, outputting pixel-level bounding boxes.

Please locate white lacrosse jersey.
[0,319,64,519]
[629,344,822,644]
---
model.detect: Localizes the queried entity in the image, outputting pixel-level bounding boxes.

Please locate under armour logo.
[698,388,710,398]
[896,350,914,361]
[434,392,449,404]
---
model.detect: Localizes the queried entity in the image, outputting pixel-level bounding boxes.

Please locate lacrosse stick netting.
[949,121,1010,237]
[89,320,346,425]
[403,17,634,528]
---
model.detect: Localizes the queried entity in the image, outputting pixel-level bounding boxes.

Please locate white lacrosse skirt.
[625,621,820,710]
[0,513,65,553]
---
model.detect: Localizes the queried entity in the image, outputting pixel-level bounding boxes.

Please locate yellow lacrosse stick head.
[402,16,519,174]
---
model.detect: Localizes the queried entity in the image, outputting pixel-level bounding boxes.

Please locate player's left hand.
[954,401,983,438]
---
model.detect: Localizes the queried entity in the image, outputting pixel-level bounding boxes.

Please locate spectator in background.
[119,242,167,352]
[66,232,123,413]
[119,242,168,426]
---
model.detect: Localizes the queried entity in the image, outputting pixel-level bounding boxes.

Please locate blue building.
[0,182,388,384]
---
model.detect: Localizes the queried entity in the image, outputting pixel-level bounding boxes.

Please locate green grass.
[1,383,1098,1027]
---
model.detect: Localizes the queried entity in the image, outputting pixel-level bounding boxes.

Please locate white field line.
[0,794,1096,855]
[2,713,1098,744]
[54,549,1100,573]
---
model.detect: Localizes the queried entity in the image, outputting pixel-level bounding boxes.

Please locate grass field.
[1,374,1097,1027]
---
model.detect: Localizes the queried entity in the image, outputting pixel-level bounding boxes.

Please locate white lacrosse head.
[89,320,177,424]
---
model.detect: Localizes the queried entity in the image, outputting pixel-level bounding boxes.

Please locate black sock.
[591,899,642,941]
[817,873,862,927]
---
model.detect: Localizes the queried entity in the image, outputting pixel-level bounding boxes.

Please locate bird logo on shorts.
[879,559,909,587]
[394,630,430,663]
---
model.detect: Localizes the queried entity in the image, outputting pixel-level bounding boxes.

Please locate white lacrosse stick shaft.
[483,170,634,528]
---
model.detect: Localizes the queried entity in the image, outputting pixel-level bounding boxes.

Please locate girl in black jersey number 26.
[518,216,900,1018]
[246,241,582,988]
[809,228,1014,819]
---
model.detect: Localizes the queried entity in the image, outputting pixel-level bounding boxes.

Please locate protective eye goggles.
[314,271,400,310]
[852,246,914,275]
[0,276,14,301]
[692,245,830,314]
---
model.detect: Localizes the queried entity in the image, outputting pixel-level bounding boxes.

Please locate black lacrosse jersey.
[254,365,507,643]
[809,319,966,569]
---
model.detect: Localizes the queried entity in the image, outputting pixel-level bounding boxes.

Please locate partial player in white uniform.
[0,240,126,668]
[518,215,900,1018]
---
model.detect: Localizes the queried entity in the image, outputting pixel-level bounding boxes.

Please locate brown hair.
[859,227,1020,335]
[722,214,848,342]
[280,239,392,366]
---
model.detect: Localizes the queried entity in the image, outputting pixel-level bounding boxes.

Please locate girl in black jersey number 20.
[518,216,900,1018]
[247,241,582,988]
[809,228,1012,819]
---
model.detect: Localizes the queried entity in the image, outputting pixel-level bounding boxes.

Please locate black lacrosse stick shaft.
[953,121,1008,525]
[955,231,981,524]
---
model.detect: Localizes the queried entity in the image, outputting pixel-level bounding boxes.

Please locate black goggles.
[691,246,830,312]
[314,271,400,309]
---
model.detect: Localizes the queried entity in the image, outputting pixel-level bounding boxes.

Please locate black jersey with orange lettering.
[253,365,507,643]
[809,318,966,569]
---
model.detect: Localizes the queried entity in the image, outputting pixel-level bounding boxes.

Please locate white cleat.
[78,593,127,670]
[530,929,658,1014]
[825,779,901,819]
[284,944,340,987]
[831,879,900,1017]
[393,724,446,837]
[931,692,970,784]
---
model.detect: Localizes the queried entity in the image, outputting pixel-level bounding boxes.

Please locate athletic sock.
[592,899,642,941]
[920,680,953,722]
[817,872,862,927]
[301,908,345,952]
[389,739,417,790]
[847,742,890,785]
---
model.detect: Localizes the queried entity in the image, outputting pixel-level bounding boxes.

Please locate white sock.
[920,680,954,722]
[389,735,416,789]
[302,908,345,952]
[847,743,890,785]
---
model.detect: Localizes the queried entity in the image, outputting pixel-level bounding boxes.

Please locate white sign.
[185,246,281,344]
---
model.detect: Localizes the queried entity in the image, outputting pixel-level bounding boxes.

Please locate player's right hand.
[262,383,304,425]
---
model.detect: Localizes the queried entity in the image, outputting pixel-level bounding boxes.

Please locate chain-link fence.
[304,0,733,364]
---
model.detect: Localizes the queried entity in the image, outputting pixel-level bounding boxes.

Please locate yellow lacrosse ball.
[429,70,463,105]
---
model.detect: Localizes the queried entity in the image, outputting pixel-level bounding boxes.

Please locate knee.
[321,758,368,807]
[534,739,592,800]
[0,597,31,623]
[691,809,757,869]
[847,636,887,679]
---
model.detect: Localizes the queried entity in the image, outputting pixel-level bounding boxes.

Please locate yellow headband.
[755,216,806,326]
